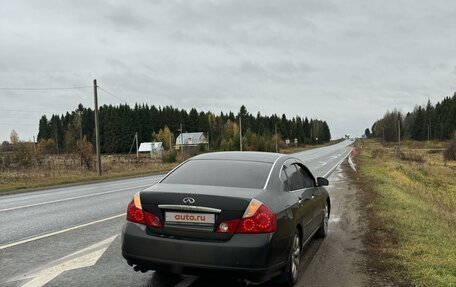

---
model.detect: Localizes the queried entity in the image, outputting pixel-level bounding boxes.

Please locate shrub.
[162,151,177,163]
[12,143,34,169]
[443,137,456,161]
[37,139,57,154]
[399,152,424,163]
[371,148,385,159]
[76,136,94,169]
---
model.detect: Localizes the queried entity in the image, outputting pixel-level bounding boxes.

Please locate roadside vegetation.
[0,150,177,193]
[36,104,331,154]
[366,94,456,142]
[1,104,335,193]
[1,127,340,193]
[356,139,456,286]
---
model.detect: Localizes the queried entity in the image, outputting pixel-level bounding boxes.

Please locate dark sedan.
[121,151,330,286]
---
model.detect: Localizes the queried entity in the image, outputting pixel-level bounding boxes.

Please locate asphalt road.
[0,140,355,287]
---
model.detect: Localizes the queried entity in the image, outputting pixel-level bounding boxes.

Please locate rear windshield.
[161,159,272,189]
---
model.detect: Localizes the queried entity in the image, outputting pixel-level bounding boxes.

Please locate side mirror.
[317,177,329,187]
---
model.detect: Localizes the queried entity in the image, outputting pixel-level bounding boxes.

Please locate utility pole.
[55,125,59,154]
[79,111,83,166]
[397,119,401,150]
[79,114,83,141]
[33,136,36,153]
[428,122,431,141]
[129,133,138,157]
[239,115,243,151]
[180,123,184,159]
[207,131,210,151]
[169,132,172,151]
[135,132,138,159]
[310,126,313,143]
[275,123,278,153]
[93,79,101,176]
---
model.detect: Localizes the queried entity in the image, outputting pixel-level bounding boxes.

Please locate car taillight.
[216,199,276,234]
[126,192,162,228]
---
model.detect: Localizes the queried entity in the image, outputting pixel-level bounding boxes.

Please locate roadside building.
[138,142,163,155]
[175,132,208,150]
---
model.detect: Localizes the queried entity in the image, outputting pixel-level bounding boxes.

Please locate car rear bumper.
[121,222,286,283]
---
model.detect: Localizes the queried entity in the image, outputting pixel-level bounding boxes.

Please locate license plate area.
[165,211,215,230]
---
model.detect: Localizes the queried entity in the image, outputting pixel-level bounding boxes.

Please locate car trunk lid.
[140,183,262,241]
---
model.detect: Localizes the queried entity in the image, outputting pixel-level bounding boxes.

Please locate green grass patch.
[358,141,456,286]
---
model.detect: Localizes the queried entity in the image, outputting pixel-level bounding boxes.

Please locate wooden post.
[239,116,243,151]
[135,132,138,159]
[275,123,278,153]
[93,79,101,176]
[180,123,184,159]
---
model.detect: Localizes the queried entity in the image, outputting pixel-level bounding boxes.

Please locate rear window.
[161,159,272,189]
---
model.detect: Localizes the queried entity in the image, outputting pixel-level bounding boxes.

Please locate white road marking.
[323,149,353,178]
[0,213,124,250]
[9,235,117,287]
[0,185,150,213]
[329,217,341,223]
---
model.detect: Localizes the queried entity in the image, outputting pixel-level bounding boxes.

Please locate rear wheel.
[276,230,301,286]
[316,201,329,238]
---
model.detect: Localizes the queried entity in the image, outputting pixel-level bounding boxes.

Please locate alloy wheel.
[291,232,301,281]
[323,203,329,234]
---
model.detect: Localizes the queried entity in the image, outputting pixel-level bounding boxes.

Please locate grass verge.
[356,140,456,286]
[0,154,178,194]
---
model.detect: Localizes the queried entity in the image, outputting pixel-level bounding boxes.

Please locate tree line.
[366,93,456,142]
[36,104,331,154]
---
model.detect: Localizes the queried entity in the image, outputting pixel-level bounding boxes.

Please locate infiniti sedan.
[121,152,330,286]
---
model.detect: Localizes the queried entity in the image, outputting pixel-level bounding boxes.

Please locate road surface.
[0,140,362,287]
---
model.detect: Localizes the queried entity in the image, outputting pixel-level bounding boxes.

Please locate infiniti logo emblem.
[183,197,195,204]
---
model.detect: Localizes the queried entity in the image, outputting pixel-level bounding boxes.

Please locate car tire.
[275,229,301,286]
[316,201,329,238]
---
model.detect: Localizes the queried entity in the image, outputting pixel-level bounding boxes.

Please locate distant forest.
[367,93,456,141]
[36,104,331,154]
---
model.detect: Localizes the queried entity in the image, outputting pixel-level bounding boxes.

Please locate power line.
[0,109,52,113]
[0,86,92,91]
[0,122,38,126]
[98,86,128,104]
[0,114,41,119]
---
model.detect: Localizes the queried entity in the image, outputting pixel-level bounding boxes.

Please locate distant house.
[175,132,207,149]
[138,142,163,154]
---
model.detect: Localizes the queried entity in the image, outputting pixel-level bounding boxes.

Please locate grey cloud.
[270,62,312,75]
[105,5,150,31]
[239,61,265,75]
[1,0,456,141]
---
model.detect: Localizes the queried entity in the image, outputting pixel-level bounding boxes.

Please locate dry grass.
[0,153,178,192]
[356,139,456,286]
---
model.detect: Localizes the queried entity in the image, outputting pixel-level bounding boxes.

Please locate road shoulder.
[296,163,369,287]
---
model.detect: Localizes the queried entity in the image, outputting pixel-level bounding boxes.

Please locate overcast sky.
[1,0,456,142]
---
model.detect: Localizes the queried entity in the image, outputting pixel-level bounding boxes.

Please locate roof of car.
[190,151,286,163]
